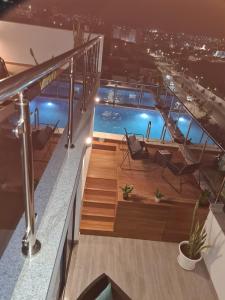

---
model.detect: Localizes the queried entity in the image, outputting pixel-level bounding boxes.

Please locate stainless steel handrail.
[0,35,102,257]
[165,85,225,152]
[0,36,101,103]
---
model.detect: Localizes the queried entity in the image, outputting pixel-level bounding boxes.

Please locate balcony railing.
[0,35,102,257]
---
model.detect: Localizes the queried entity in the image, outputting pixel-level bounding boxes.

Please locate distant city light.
[95,97,100,103]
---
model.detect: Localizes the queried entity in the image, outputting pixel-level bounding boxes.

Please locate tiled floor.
[64,235,217,300]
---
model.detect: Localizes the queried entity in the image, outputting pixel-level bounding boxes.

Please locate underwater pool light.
[140,113,149,119]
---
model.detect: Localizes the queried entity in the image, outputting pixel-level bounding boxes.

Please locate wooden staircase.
[80,143,118,236]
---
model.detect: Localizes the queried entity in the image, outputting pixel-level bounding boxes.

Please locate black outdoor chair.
[162,159,200,193]
[77,273,131,300]
[120,128,151,169]
[32,120,59,150]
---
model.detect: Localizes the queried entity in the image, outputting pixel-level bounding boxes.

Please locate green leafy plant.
[184,200,210,259]
[199,189,211,207]
[120,184,134,200]
[155,188,164,199]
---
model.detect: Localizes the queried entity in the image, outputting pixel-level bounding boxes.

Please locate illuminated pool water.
[30,97,68,128]
[29,97,214,145]
[94,104,171,140]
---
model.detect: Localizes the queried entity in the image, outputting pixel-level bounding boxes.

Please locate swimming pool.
[29,97,214,145]
[94,104,171,141]
[30,97,68,128]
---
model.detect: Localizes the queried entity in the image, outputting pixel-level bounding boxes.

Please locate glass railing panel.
[57,81,70,99]
[169,112,214,145]
[30,96,69,129]
[159,95,171,109]
[97,86,115,103]
[97,83,157,108]
[140,90,156,107]
[74,83,83,100]
[0,104,23,258]
[115,87,139,105]
[0,36,102,263]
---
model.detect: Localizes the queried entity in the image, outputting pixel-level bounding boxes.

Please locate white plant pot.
[154,196,161,203]
[177,241,202,271]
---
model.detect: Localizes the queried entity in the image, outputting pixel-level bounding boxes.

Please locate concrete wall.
[204,210,225,300]
[0,21,98,65]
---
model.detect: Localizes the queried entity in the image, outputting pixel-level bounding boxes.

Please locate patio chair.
[77,273,131,300]
[32,120,59,150]
[162,159,200,193]
[120,128,151,169]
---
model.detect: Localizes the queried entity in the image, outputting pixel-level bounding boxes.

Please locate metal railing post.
[96,40,100,73]
[95,43,99,74]
[165,88,168,105]
[113,83,117,105]
[168,95,175,118]
[198,136,209,163]
[146,121,152,142]
[175,104,182,131]
[86,50,90,96]
[139,85,143,106]
[160,123,167,143]
[184,118,193,145]
[81,51,87,112]
[34,107,39,130]
[15,92,41,257]
[199,130,205,144]
[65,57,75,148]
[215,175,225,203]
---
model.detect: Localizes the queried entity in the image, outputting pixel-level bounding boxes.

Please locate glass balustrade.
[0,36,102,258]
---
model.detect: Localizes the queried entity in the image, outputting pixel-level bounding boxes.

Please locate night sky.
[2,0,225,36]
[41,0,225,36]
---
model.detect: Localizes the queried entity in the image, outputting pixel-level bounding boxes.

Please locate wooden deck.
[80,140,208,242]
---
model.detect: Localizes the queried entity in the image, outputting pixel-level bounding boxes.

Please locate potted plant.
[177,200,210,270]
[120,184,133,200]
[154,189,164,203]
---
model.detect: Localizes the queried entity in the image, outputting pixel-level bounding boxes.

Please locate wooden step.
[86,177,117,191]
[92,143,117,151]
[80,219,114,235]
[83,200,115,209]
[85,188,117,199]
[82,206,115,221]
